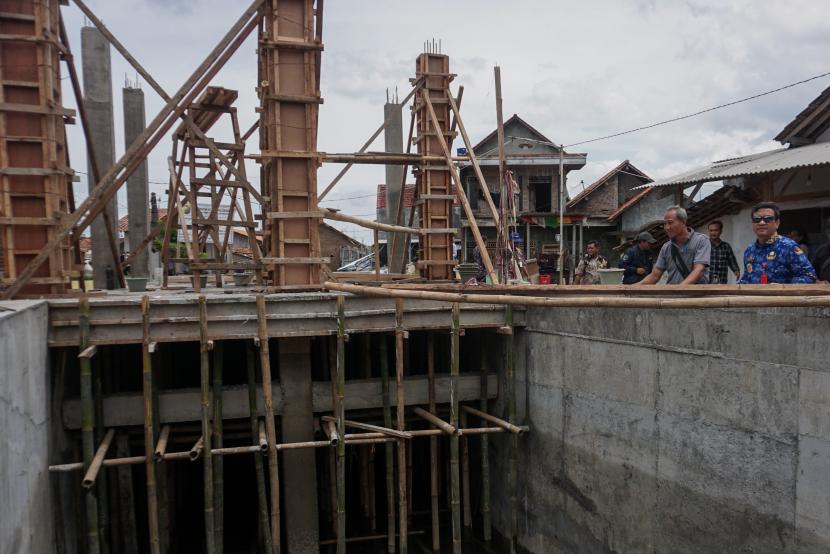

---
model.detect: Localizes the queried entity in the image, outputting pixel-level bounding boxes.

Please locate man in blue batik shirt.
[737,202,816,284]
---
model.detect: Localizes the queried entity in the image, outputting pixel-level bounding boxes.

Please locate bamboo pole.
[413,407,455,435]
[322,207,420,234]
[198,297,215,554]
[115,433,139,554]
[324,281,830,309]
[140,296,161,554]
[379,333,396,553]
[255,295,281,554]
[494,66,508,284]
[461,411,471,528]
[505,306,518,553]
[449,304,462,554]
[336,296,347,554]
[153,356,169,553]
[93,350,110,554]
[328,338,338,535]
[79,299,100,554]
[479,352,492,542]
[212,341,224,554]
[83,429,116,488]
[189,437,205,461]
[153,426,171,461]
[461,405,529,435]
[427,334,440,551]
[395,299,408,554]
[366,333,377,531]
[246,342,274,554]
[322,415,413,439]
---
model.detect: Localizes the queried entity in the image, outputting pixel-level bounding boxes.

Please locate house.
[457,114,587,264]
[640,84,830,263]
[567,160,674,262]
[319,223,367,269]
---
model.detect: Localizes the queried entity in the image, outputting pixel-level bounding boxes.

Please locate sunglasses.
[751,215,776,223]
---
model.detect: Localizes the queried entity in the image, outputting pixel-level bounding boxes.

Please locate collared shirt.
[655,229,711,284]
[575,254,608,284]
[618,245,654,284]
[709,240,740,284]
[737,234,816,284]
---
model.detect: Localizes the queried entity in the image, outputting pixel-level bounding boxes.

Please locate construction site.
[1,1,830,553]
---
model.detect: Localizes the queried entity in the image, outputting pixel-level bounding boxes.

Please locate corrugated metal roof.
[636,141,830,189]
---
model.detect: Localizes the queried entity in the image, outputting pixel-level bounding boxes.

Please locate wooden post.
[92,352,110,554]
[479,352,492,541]
[379,333,396,553]
[427,334,440,550]
[335,296,347,554]
[212,341,224,554]
[79,299,100,554]
[246,342,274,554]
[449,304,462,554]
[505,306,518,553]
[140,297,161,554]
[362,334,377,530]
[256,295,281,554]
[198,297,215,554]
[494,66,508,283]
[461,410,471,528]
[395,300,408,554]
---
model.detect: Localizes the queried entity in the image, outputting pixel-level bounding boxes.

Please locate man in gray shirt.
[638,205,711,285]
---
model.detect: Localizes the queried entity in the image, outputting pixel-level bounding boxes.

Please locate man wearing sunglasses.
[737,202,816,284]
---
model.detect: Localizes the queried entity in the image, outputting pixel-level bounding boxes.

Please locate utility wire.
[564,70,830,148]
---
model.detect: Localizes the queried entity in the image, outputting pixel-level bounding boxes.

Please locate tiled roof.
[567,160,650,208]
[606,187,653,221]
[118,209,168,232]
[774,85,830,145]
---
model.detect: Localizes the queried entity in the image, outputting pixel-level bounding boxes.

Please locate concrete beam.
[62,373,499,429]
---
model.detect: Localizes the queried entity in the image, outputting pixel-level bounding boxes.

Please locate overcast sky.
[63,0,830,244]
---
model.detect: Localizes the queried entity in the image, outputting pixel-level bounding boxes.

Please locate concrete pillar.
[81,27,118,289]
[384,102,406,273]
[123,87,149,277]
[279,337,319,551]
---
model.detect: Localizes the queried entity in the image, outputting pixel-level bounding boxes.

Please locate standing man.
[619,231,657,284]
[812,218,830,282]
[707,220,740,284]
[638,206,710,285]
[738,202,816,284]
[574,240,608,284]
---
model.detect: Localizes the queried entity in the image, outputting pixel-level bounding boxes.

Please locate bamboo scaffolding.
[335,296,347,554]
[2,1,263,299]
[327,338,338,535]
[427,334,440,551]
[413,407,455,435]
[381,282,830,296]
[479,353,492,541]
[92,354,110,554]
[379,333,396,553]
[395,299,408,554]
[449,303,462,554]
[255,295,281,554]
[83,429,116,489]
[246,342,274,554]
[505,306,518,553]
[198,297,215,554]
[461,410,472,529]
[78,299,100,553]
[139,296,161,554]
[212,341,224,554]
[325,281,830,309]
[423,94,497,284]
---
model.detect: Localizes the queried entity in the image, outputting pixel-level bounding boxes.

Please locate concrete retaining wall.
[491,305,830,553]
[0,300,52,554]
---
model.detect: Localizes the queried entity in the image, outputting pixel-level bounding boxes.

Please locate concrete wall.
[0,300,52,554]
[490,305,830,553]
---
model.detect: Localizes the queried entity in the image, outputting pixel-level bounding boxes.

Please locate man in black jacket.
[619,231,657,284]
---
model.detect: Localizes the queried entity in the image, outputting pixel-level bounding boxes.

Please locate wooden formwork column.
[0,0,74,295]
[258,0,324,288]
[413,53,455,279]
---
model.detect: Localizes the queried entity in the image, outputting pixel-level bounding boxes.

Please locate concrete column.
[81,27,117,289]
[384,102,406,272]
[123,87,149,277]
[279,337,319,551]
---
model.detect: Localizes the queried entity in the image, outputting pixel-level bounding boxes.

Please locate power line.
[564,70,830,148]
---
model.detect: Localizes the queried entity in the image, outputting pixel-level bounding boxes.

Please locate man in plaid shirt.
[707,220,740,284]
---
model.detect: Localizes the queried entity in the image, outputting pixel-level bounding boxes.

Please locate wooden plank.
[262,93,324,104]
[0,101,75,116]
[261,256,330,264]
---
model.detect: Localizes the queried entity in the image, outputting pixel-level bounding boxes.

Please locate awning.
[634,141,830,189]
